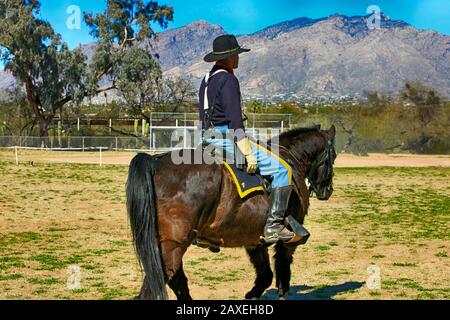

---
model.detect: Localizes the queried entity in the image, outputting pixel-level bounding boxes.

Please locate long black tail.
[126,153,168,300]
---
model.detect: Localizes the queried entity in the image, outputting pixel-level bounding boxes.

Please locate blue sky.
[22,0,450,48]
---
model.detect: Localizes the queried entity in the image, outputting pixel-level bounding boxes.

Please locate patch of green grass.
[72,288,89,294]
[30,253,86,271]
[392,262,417,267]
[318,171,450,241]
[188,260,201,266]
[0,232,41,247]
[0,257,26,270]
[435,251,448,258]
[321,270,352,280]
[80,263,100,270]
[416,292,437,299]
[100,288,127,300]
[204,275,226,282]
[91,249,118,255]
[30,254,66,271]
[27,278,59,285]
[203,271,240,282]
[33,288,48,294]
[109,240,128,247]
[91,282,105,288]
[48,227,74,232]
[0,274,23,281]
[371,255,385,259]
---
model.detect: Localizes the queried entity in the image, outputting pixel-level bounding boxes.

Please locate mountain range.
[1,13,449,103]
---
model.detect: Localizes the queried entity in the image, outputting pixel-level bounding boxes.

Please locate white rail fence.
[0,127,283,153]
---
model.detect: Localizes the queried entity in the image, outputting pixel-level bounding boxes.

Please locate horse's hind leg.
[135,241,192,300]
[168,262,192,300]
[245,246,273,299]
[274,242,296,299]
[161,240,193,300]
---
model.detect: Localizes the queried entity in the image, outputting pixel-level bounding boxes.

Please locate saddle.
[204,142,270,198]
[198,142,311,251]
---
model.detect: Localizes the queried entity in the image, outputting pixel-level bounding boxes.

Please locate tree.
[247,100,263,113]
[0,0,174,137]
[0,85,36,139]
[83,0,173,95]
[400,82,442,153]
[0,0,87,137]
[365,91,391,115]
[115,47,162,117]
[115,47,195,118]
[401,82,441,128]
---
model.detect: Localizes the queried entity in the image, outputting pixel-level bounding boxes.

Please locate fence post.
[58,120,62,147]
[149,113,153,151]
[15,146,18,166]
[99,147,102,167]
[142,119,146,137]
[152,132,156,151]
[82,137,85,152]
[134,119,138,136]
[115,137,118,152]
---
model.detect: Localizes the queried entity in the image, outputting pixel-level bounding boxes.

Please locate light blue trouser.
[205,125,292,188]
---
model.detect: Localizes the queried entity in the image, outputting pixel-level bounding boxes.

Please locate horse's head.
[276,124,337,201]
[306,125,336,200]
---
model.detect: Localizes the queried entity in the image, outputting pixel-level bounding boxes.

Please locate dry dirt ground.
[0,149,449,300]
[1,149,449,167]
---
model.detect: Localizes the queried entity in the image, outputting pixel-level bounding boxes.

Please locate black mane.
[278,125,321,140]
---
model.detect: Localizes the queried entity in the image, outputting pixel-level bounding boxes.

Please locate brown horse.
[126,125,336,300]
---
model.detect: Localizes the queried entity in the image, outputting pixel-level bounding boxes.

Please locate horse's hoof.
[278,293,288,300]
[208,246,220,253]
[245,291,261,300]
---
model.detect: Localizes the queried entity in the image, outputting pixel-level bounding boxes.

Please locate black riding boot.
[262,185,295,244]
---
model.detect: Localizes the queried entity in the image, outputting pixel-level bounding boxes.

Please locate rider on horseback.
[199,35,295,244]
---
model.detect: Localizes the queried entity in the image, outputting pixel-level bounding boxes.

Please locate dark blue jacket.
[198,65,245,140]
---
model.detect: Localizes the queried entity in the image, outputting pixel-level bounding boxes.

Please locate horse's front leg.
[274,242,297,299]
[245,246,273,299]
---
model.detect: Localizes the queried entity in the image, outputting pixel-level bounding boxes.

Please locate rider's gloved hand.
[236,137,258,174]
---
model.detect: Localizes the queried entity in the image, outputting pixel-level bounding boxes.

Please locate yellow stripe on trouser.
[249,140,292,186]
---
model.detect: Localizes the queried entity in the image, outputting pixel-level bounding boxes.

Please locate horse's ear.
[329,125,336,138]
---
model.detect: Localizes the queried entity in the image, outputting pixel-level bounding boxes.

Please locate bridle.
[306,139,336,196]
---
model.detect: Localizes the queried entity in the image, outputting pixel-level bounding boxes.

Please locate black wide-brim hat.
[203,34,250,62]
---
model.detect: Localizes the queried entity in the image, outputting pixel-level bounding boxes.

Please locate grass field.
[0,152,449,300]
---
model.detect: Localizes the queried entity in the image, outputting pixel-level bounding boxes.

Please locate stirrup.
[260,228,296,244]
